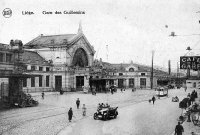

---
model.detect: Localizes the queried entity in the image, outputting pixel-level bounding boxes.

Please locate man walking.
[152,96,156,105]
[68,107,73,122]
[76,98,80,109]
[175,122,184,135]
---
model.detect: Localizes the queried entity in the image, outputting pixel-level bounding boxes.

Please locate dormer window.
[51,39,54,44]
[63,39,68,44]
[129,68,134,72]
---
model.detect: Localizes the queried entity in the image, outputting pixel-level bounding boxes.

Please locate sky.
[0,0,200,71]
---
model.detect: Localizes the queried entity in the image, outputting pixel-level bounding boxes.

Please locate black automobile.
[94,106,118,120]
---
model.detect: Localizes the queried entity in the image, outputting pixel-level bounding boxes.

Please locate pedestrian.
[175,122,184,135]
[121,88,123,92]
[41,91,44,99]
[82,104,86,116]
[94,89,96,95]
[68,107,73,122]
[111,88,114,94]
[190,94,195,105]
[195,91,198,98]
[152,96,156,105]
[76,98,80,109]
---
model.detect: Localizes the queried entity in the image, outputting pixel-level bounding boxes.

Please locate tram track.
[1,92,161,135]
[0,106,66,120]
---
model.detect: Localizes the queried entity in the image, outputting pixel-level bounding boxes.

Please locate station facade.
[24,24,95,92]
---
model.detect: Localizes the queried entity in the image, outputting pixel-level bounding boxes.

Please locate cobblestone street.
[0,88,194,135]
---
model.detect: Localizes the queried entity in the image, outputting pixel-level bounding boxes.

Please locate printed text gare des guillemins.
[22,10,85,15]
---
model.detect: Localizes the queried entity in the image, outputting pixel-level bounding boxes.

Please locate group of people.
[68,98,87,122]
[187,90,198,105]
[97,103,110,111]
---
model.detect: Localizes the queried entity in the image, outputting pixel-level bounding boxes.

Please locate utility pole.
[177,62,179,86]
[168,60,171,75]
[106,45,108,62]
[151,50,155,89]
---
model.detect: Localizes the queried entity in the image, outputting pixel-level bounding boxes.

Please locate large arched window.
[72,48,88,67]
[129,68,134,72]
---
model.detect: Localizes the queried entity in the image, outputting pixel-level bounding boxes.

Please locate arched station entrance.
[71,48,89,90]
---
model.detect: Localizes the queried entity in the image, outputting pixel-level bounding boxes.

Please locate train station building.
[0,24,171,94]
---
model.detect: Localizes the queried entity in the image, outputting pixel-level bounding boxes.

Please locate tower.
[78,21,83,34]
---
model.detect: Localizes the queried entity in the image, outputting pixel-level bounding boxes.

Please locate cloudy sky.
[1,0,200,70]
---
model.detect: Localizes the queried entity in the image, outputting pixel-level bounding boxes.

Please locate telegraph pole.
[151,50,155,89]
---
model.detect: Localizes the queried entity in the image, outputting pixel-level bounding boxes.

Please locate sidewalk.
[182,96,200,135]
[171,90,200,135]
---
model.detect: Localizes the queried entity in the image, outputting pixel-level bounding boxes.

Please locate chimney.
[10,39,14,47]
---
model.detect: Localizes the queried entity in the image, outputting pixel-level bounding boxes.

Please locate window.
[31,66,35,70]
[39,76,42,87]
[0,53,4,62]
[46,67,50,71]
[31,77,35,87]
[46,76,49,87]
[119,73,123,76]
[129,68,134,72]
[51,39,54,44]
[39,67,43,71]
[6,53,12,62]
[63,39,68,44]
[140,78,146,87]
[141,73,145,76]
[129,78,134,87]
[23,78,27,87]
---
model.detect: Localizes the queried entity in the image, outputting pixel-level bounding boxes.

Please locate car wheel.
[19,101,26,108]
[94,113,98,120]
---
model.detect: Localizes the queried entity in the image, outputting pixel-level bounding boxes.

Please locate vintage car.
[94,106,118,120]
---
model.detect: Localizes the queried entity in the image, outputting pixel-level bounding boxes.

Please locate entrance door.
[55,76,62,91]
[193,82,196,88]
[140,78,146,88]
[118,79,124,88]
[76,76,84,90]
[129,78,134,88]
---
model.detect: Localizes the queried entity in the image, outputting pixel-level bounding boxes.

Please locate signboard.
[180,56,200,70]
